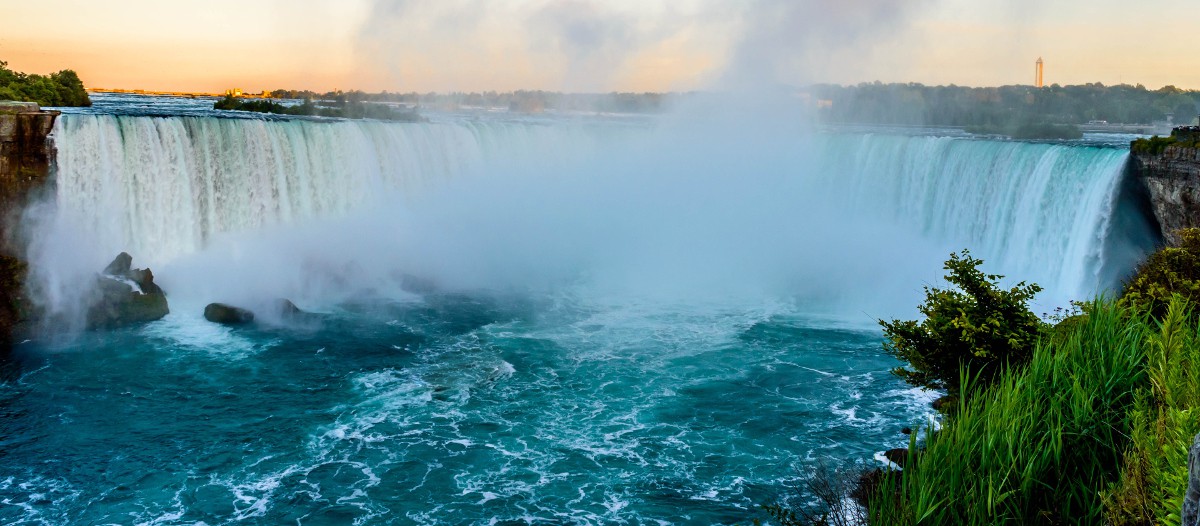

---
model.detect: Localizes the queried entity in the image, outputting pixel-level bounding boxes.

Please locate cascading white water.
[51,115,609,265]
[812,133,1151,303]
[42,113,1153,318]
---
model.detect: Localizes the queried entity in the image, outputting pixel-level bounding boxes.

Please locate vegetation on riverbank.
[965,122,1083,140]
[1131,127,1200,155]
[213,94,423,122]
[768,229,1200,525]
[264,88,669,114]
[808,82,1197,128]
[871,299,1198,525]
[0,61,90,107]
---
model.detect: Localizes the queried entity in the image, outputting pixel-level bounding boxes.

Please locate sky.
[1,0,1196,93]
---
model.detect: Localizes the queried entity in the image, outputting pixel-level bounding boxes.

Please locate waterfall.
[44,114,1155,314]
[812,133,1155,302]
[51,115,610,265]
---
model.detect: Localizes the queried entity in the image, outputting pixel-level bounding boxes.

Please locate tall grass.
[869,299,1192,525]
[1104,299,1200,525]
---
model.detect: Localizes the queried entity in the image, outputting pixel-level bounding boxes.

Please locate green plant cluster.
[769,236,1200,525]
[1131,135,1180,155]
[1131,128,1200,155]
[966,122,1083,140]
[1104,302,1200,525]
[1120,228,1200,317]
[869,299,1198,525]
[213,94,422,122]
[265,88,669,114]
[0,60,90,107]
[880,250,1044,395]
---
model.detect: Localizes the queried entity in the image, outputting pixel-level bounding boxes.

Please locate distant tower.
[1035,57,1044,88]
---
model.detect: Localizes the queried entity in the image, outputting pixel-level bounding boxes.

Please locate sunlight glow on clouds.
[2,0,1199,92]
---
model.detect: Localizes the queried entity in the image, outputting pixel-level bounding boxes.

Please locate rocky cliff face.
[0,101,58,253]
[0,101,58,347]
[1130,145,1200,246]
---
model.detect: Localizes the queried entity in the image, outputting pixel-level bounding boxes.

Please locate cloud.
[355,0,932,92]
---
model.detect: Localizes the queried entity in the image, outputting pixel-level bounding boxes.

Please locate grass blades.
[873,300,1168,525]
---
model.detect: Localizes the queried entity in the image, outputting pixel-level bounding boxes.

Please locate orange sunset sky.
[3,0,1198,94]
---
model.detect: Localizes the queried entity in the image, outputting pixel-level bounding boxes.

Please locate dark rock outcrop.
[204,303,255,325]
[931,394,957,413]
[0,101,59,253]
[883,448,913,468]
[1130,144,1200,246]
[1185,432,1200,526]
[0,101,58,345]
[86,252,170,329]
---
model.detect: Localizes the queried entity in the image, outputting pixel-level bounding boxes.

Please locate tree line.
[806,81,1199,127]
[0,61,90,107]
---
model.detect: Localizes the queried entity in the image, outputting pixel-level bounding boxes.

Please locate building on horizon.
[1035,57,1044,88]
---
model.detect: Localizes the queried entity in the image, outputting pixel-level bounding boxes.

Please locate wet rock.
[86,253,169,329]
[931,394,958,413]
[276,298,302,316]
[851,468,894,508]
[901,427,912,435]
[1185,433,1200,526]
[884,448,912,468]
[204,303,255,325]
[102,252,132,276]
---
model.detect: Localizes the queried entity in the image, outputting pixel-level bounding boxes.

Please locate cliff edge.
[1129,128,1200,246]
[0,101,58,347]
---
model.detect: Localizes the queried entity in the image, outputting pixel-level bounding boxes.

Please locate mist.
[30,0,1133,335]
[147,97,948,322]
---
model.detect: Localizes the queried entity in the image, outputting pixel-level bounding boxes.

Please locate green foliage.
[966,121,1083,140]
[809,81,1190,127]
[1103,298,1200,525]
[1010,122,1083,140]
[1120,228,1200,318]
[0,60,90,107]
[1131,135,1182,155]
[873,301,1152,525]
[880,250,1043,394]
[213,94,423,121]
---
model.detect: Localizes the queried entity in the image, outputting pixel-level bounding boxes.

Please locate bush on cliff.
[1120,227,1200,318]
[1130,135,1179,155]
[872,301,1154,525]
[880,250,1043,395]
[0,61,90,107]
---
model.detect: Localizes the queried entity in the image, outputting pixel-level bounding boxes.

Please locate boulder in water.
[275,298,303,318]
[102,252,132,276]
[204,303,255,325]
[86,252,169,329]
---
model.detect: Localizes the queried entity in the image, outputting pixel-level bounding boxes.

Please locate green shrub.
[1130,135,1177,154]
[880,250,1043,394]
[1120,228,1200,318]
[873,301,1151,525]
